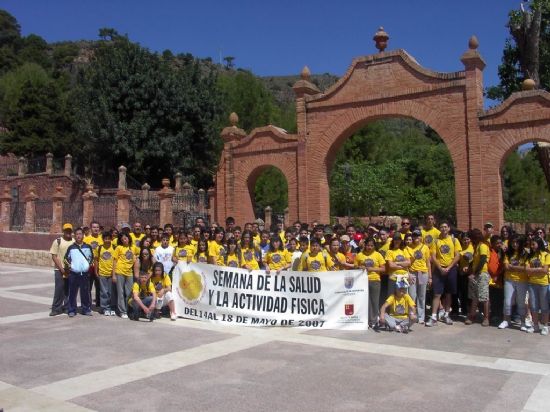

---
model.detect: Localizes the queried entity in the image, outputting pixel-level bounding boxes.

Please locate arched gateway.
[211,31,550,230]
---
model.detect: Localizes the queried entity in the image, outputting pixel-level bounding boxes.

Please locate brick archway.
[213,40,550,230]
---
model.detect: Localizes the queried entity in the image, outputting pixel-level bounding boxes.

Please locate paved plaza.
[0,263,549,412]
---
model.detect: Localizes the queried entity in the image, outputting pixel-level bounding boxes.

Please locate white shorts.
[156,291,174,309]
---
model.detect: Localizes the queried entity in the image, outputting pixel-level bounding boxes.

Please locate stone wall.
[0,247,52,267]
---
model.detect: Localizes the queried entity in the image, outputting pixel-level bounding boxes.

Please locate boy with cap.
[379,276,417,333]
[49,223,74,316]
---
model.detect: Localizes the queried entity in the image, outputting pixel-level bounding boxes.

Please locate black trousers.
[51,269,68,312]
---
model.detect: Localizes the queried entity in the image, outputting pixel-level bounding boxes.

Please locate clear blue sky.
[4,0,520,100]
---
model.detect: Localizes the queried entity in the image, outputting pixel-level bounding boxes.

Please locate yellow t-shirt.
[266,250,291,271]
[152,240,161,249]
[408,244,430,272]
[83,235,103,258]
[377,239,391,258]
[97,244,115,276]
[174,245,196,262]
[241,247,260,270]
[504,253,527,283]
[191,239,199,248]
[385,293,415,320]
[150,273,172,290]
[431,236,461,267]
[299,251,334,272]
[129,281,155,304]
[354,250,385,282]
[472,243,490,274]
[330,252,347,270]
[526,252,549,286]
[421,227,441,247]
[193,252,209,264]
[253,234,261,246]
[224,252,241,268]
[208,242,226,266]
[130,233,144,248]
[113,245,139,276]
[385,248,411,280]
[459,244,474,270]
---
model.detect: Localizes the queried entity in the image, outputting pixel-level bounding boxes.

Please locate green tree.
[74,32,224,188]
[253,167,288,216]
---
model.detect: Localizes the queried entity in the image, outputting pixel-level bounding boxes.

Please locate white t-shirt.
[154,245,175,274]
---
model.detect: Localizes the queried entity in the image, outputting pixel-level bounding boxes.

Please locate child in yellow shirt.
[379,276,417,333]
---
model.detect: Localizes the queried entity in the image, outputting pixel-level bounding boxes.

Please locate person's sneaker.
[121,313,128,319]
[110,310,116,316]
[103,311,110,316]
[418,319,425,325]
[154,310,161,319]
[481,318,490,327]
[438,309,445,320]
[525,318,533,328]
[68,312,76,318]
[170,314,177,321]
[82,311,93,316]
[425,317,437,327]
[498,320,509,329]
[526,326,535,333]
[402,326,409,334]
[395,324,402,333]
[520,324,528,332]
[49,310,63,316]
[464,318,473,325]
[444,315,453,325]
[541,326,549,336]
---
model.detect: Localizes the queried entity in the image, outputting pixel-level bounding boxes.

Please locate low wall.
[0,247,52,267]
[0,231,59,250]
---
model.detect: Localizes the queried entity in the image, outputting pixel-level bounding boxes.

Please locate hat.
[395,275,410,289]
[412,230,422,237]
[254,218,264,225]
[62,223,73,231]
[484,222,493,229]
[121,222,131,230]
[340,235,351,242]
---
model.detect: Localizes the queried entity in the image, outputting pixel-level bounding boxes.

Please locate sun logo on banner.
[178,270,206,304]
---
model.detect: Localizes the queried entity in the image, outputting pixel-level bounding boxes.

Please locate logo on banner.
[344,276,354,289]
[344,303,354,316]
[178,270,206,304]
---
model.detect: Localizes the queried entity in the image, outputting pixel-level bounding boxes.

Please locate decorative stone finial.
[522,78,536,91]
[301,66,311,81]
[373,27,389,52]
[468,35,479,50]
[161,178,170,188]
[141,183,150,191]
[229,112,239,126]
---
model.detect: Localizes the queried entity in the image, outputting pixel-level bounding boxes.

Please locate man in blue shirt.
[64,227,94,317]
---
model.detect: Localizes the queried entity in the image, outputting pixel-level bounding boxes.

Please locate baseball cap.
[121,222,131,230]
[340,235,351,242]
[484,222,494,229]
[395,275,410,289]
[324,226,333,235]
[412,230,422,237]
[62,223,73,231]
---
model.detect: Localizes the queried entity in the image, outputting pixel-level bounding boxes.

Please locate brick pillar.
[158,178,175,227]
[64,154,72,177]
[116,189,132,227]
[45,153,54,175]
[51,185,66,234]
[461,36,486,230]
[198,189,206,215]
[18,157,27,176]
[284,207,289,228]
[82,184,98,227]
[174,172,182,193]
[23,185,39,232]
[182,182,192,210]
[0,186,12,231]
[265,206,272,230]
[207,187,216,224]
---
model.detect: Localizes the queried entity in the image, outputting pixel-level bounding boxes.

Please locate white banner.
[172,262,369,330]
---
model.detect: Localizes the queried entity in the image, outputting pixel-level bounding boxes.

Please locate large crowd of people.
[48,215,550,336]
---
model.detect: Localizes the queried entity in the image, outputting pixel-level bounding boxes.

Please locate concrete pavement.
[0,263,549,412]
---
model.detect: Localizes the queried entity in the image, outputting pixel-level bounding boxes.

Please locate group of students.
[48,215,550,335]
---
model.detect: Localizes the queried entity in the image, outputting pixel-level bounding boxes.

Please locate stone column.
[182,182,192,210]
[265,206,272,230]
[207,187,216,225]
[64,154,72,177]
[46,153,54,175]
[18,157,27,176]
[23,185,39,232]
[198,189,206,215]
[284,207,289,228]
[51,185,66,234]
[82,184,98,227]
[0,186,12,231]
[116,189,132,227]
[141,182,150,208]
[174,172,182,193]
[158,178,175,227]
[118,165,127,190]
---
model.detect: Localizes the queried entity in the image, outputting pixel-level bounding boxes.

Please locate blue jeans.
[503,280,527,317]
[528,284,549,314]
[68,271,91,314]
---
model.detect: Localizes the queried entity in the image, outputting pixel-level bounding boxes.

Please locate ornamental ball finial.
[229,112,238,126]
[373,27,389,52]
[522,78,536,90]
[468,35,479,50]
[301,65,311,81]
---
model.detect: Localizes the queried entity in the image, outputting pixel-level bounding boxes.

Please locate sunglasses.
[401,222,410,226]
